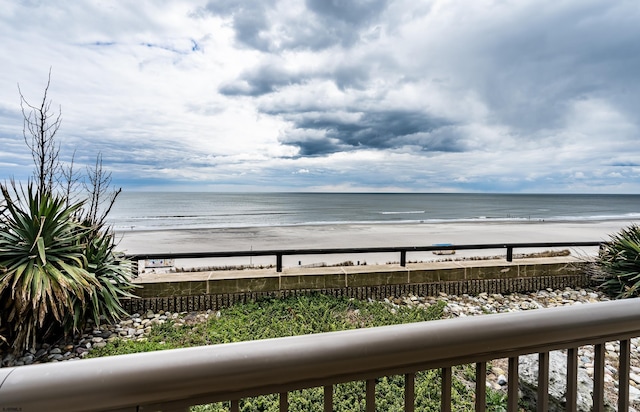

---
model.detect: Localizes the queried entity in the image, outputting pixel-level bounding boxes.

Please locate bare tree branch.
[60,150,82,208]
[84,152,121,227]
[18,67,62,194]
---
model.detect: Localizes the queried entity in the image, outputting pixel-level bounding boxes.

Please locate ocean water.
[107,193,640,232]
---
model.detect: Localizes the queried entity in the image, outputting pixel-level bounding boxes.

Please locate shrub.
[593,224,640,298]
[0,72,134,354]
[0,184,136,353]
[0,185,98,351]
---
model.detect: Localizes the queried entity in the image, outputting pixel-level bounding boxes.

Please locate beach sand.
[114,220,639,271]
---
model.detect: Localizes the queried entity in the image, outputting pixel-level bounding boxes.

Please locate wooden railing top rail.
[125,241,603,272]
[1,298,638,412]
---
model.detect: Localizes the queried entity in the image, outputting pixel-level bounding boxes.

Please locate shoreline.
[113,216,640,234]
[114,220,639,271]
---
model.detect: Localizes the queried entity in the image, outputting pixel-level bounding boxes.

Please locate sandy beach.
[114,220,639,271]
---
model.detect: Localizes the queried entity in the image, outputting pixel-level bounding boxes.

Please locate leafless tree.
[60,150,82,208]
[84,152,121,227]
[16,69,122,225]
[18,68,61,195]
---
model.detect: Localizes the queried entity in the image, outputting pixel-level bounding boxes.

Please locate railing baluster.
[442,367,452,412]
[279,392,288,412]
[506,246,513,262]
[324,385,333,412]
[230,399,240,412]
[619,339,631,411]
[400,250,407,267]
[475,362,486,412]
[507,357,519,412]
[276,254,283,272]
[405,373,415,412]
[593,344,605,411]
[366,379,376,412]
[566,347,578,412]
[537,352,549,412]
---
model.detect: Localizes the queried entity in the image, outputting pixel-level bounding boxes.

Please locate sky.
[1,0,640,193]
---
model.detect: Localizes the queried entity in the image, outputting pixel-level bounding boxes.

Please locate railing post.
[441,367,452,412]
[593,344,605,411]
[324,385,333,412]
[366,379,376,412]
[506,246,513,262]
[405,373,415,412]
[276,254,283,272]
[619,339,631,411]
[400,250,407,267]
[507,357,519,412]
[475,362,486,412]
[537,352,549,412]
[279,392,288,411]
[566,348,578,412]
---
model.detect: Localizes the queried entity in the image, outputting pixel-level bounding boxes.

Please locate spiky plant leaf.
[0,185,98,352]
[594,224,640,299]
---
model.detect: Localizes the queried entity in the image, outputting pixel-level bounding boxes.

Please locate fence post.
[276,254,283,272]
[506,246,513,262]
[400,250,406,267]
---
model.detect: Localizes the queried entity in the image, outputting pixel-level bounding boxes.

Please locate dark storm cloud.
[203,0,271,51]
[219,62,310,96]
[452,1,640,133]
[203,0,389,51]
[219,53,389,96]
[278,109,458,156]
[306,0,389,25]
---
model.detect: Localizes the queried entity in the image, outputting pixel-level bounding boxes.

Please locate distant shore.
[114,220,639,271]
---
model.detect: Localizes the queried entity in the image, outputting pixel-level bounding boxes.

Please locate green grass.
[89,294,512,411]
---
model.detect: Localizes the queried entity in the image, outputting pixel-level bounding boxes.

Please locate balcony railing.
[126,241,602,272]
[1,298,638,412]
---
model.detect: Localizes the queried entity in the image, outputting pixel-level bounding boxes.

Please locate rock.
[492,366,505,376]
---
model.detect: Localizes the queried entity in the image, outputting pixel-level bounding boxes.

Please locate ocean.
[107,193,640,232]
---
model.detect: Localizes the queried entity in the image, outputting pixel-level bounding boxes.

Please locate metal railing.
[1,298,638,411]
[126,241,602,272]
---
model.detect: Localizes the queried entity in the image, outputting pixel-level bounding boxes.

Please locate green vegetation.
[0,72,135,354]
[90,294,446,355]
[90,294,511,411]
[593,224,640,298]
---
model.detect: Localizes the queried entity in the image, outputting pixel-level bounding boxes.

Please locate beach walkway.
[125,256,593,313]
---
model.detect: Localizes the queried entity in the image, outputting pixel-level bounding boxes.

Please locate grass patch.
[90,294,511,411]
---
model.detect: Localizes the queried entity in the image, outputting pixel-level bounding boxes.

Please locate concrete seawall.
[122,256,595,313]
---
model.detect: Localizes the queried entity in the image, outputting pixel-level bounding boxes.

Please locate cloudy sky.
[1,0,639,193]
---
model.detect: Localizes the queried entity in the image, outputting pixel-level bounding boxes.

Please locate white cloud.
[1,0,639,192]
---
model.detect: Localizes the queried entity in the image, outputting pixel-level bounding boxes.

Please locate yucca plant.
[69,224,137,332]
[0,184,100,353]
[594,224,640,298]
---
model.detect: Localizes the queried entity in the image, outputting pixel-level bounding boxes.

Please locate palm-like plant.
[594,224,640,298]
[0,185,99,352]
[70,223,137,332]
